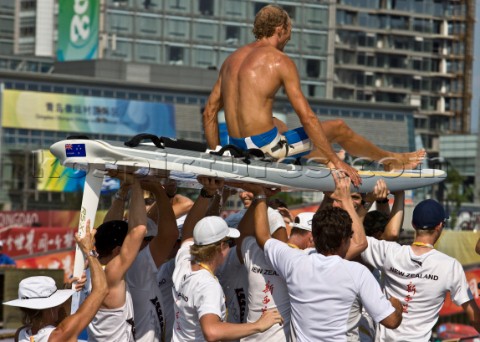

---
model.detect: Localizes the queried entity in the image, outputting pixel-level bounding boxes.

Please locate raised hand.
[197,176,224,195]
[330,171,352,209]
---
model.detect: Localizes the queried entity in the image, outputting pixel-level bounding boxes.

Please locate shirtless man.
[203,4,425,187]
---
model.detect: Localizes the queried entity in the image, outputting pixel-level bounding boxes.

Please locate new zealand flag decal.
[65,143,86,157]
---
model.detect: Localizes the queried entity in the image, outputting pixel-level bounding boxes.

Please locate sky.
[471,0,480,133]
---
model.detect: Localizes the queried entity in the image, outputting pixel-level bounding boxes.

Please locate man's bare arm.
[203,75,224,149]
[143,180,179,268]
[379,297,403,329]
[278,56,361,186]
[50,221,109,342]
[462,299,480,332]
[330,172,367,260]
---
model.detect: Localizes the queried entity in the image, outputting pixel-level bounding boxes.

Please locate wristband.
[200,188,215,198]
[376,198,389,204]
[88,250,99,258]
[254,194,267,201]
[114,192,126,201]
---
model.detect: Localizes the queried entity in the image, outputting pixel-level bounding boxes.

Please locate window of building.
[192,47,216,68]
[166,0,190,13]
[136,15,161,36]
[222,0,246,17]
[165,18,190,39]
[135,42,159,62]
[302,32,327,54]
[198,0,214,15]
[306,59,320,78]
[108,13,133,34]
[193,22,217,42]
[304,6,327,27]
[167,46,185,65]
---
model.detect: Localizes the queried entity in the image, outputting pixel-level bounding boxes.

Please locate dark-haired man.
[203,4,425,187]
[88,174,147,342]
[244,172,402,341]
[361,199,480,341]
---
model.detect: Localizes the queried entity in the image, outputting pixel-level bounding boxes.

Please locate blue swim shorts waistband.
[229,126,279,150]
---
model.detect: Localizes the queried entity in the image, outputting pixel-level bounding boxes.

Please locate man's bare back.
[220,42,286,138]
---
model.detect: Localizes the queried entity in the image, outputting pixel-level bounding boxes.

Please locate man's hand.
[75,220,95,257]
[334,160,361,188]
[255,309,284,333]
[197,176,224,195]
[364,179,388,203]
[330,171,352,209]
[238,182,279,197]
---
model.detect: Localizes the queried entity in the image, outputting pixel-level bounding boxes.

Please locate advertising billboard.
[57,0,99,61]
[2,90,176,137]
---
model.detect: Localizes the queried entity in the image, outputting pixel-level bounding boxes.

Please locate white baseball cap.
[292,212,314,231]
[193,216,240,246]
[4,276,75,310]
[268,207,286,235]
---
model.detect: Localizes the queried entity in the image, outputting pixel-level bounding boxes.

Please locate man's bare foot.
[381,149,426,171]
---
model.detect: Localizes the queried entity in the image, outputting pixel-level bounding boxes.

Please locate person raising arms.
[4,221,108,342]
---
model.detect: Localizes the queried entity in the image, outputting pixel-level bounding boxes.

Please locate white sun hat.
[3,276,75,310]
[292,212,315,231]
[193,216,240,246]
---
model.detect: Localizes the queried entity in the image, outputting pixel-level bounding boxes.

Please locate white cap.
[146,218,158,238]
[193,216,240,246]
[268,207,286,235]
[4,276,75,310]
[292,212,314,231]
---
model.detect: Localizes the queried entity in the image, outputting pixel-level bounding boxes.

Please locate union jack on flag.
[65,144,72,150]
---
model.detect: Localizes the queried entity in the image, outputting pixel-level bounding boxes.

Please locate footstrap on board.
[210,145,267,164]
[124,133,164,148]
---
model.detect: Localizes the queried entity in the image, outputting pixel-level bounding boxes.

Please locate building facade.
[2,0,474,154]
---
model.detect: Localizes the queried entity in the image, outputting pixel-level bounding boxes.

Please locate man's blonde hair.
[190,238,228,263]
[252,5,290,40]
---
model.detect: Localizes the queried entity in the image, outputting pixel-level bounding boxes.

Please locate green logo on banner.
[57,0,99,61]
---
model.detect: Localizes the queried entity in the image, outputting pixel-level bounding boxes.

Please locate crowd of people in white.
[4,170,480,342]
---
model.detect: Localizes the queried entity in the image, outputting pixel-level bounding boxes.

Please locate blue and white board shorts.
[229,126,312,160]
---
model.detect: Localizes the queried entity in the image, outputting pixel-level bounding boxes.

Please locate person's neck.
[412,235,437,253]
[287,236,305,250]
[193,260,217,276]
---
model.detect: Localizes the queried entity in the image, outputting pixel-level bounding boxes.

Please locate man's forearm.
[204,120,220,149]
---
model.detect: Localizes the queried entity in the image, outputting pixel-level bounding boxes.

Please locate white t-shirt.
[172,241,226,342]
[216,246,249,324]
[157,258,175,342]
[18,325,55,342]
[241,236,291,341]
[265,238,394,342]
[88,286,135,342]
[126,246,164,342]
[361,236,473,342]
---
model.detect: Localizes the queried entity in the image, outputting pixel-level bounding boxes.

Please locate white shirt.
[18,326,55,342]
[172,241,226,342]
[216,246,249,324]
[88,286,135,342]
[241,236,291,341]
[265,238,394,342]
[126,246,164,342]
[361,236,473,342]
[157,258,175,342]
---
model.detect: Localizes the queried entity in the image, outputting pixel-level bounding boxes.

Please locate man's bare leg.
[307,119,426,170]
